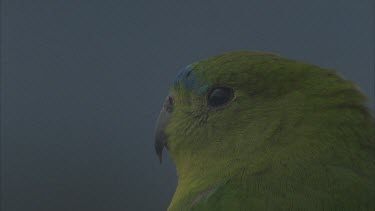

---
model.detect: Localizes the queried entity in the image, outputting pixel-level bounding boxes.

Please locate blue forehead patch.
[173,64,209,95]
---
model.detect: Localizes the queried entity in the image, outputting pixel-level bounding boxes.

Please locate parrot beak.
[154,95,174,163]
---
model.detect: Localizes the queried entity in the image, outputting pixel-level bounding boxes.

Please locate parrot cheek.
[154,95,174,163]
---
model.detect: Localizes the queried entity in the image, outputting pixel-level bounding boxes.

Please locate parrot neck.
[169,153,251,209]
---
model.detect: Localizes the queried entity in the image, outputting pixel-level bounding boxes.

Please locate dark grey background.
[1,0,374,211]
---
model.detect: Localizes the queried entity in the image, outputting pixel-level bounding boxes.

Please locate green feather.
[164,51,374,211]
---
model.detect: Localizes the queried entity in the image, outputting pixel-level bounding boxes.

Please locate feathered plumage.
[155,51,375,211]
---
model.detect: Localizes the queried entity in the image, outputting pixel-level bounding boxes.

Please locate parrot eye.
[207,87,234,108]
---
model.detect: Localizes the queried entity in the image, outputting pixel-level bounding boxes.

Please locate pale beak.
[154,95,173,163]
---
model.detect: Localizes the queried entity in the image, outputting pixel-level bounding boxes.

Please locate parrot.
[154,51,375,211]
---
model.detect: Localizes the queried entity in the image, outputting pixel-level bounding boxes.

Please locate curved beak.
[154,95,174,163]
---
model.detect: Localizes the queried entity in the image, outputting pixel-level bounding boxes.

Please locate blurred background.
[1,0,373,210]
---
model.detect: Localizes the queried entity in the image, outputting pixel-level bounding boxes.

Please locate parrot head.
[155,51,373,207]
[154,51,374,210]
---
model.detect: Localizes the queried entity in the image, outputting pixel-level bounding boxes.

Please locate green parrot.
[154,51,375,211]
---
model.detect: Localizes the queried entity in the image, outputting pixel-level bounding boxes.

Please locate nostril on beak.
[168,95,173,105]
[164,95,174,113]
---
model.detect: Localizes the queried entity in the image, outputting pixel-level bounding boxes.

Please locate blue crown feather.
[173,64,209,95]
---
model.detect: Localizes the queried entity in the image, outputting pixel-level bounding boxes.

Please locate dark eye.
[207,87,234,108]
